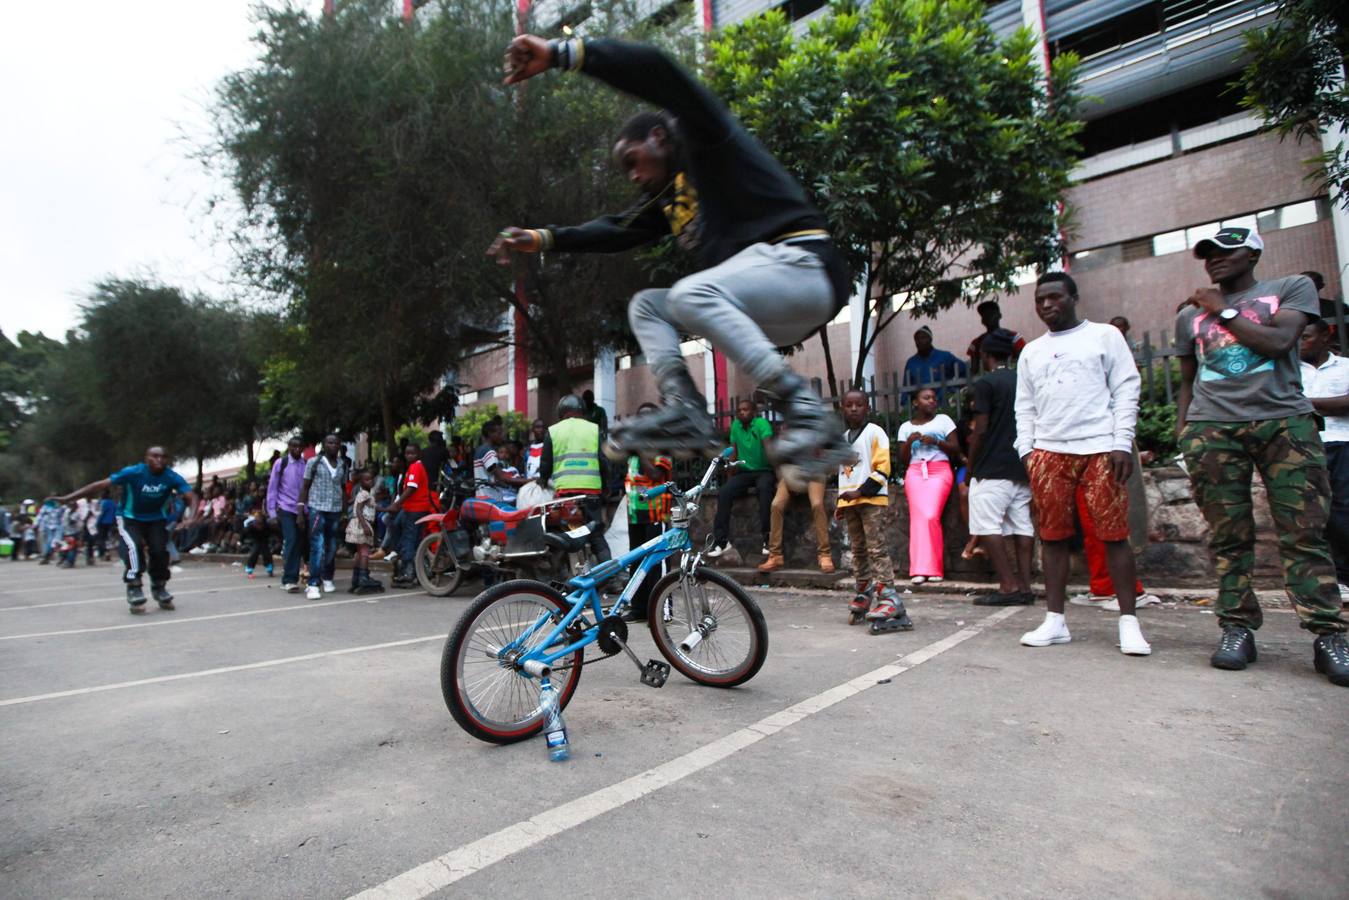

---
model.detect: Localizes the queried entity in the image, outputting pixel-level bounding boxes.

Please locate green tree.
[0,329,63,453]
[708,0,1082,386]
[1237,0,1349,206]
[207,0,515,446]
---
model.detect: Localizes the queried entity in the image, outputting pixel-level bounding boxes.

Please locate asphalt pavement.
[2,560,1346,898]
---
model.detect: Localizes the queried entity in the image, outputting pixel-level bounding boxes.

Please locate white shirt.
[897,414,957,463]
[1015,320,1140,457]
[1301,353,1349,443]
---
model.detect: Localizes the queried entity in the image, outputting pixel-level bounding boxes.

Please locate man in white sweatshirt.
[1014,272,1151,655]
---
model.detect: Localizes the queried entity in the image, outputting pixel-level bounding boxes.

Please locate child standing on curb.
[837,389,912,629]
[345,469,383,594]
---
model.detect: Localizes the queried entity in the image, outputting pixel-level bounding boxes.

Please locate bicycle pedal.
[641,660,670,688]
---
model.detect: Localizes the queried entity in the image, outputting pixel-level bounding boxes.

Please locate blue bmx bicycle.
[440,449,769,744]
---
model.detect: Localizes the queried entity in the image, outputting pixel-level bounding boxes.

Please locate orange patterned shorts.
[1026,450,1129,542]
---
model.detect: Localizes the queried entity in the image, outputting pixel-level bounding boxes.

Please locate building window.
[775,0,826,22]
[1071,197,1331,267]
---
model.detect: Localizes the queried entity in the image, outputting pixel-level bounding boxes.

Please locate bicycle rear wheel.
[441,580,584,744]
[647,567,768,687]
[415,531,463,597]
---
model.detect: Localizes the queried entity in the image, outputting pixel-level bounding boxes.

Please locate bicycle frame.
[497,449,734,678]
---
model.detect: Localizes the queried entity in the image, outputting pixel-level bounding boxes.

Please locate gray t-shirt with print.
[1175,275,1319,423]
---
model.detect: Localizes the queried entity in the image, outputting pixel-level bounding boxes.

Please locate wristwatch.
[1218,306,1239,322]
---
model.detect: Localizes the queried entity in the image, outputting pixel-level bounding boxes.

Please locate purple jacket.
[266,453,306,517]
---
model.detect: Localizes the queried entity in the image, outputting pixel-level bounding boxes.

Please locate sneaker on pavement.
[1102,593,1162,612]
[265,565,274,577]
[170,564,185,574]
[383,551,397,563]
[1210,625,1256,670]
[1313,633,1349,687]
[305,585,322,601]
[245,566,254,578]
[283,582,300,594]
[926,576,943,584]
[1118,614,1151,656]
[188,546,208,555]
[1020,613,1071,647]
[910,575,927,585]
[1069,593,1113,608]
[704,542,729,559]
[322,580,336,593]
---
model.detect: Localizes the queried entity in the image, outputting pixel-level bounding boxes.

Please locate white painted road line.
[0,591,433,641]
[0,572,232,598]
[347,606,1025,900]
[0,634,445,707]
[0,580,281,612]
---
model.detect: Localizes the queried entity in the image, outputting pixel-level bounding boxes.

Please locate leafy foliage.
[1237,0,1349,206]
[449,403,531,445]
[708,0,1082,384]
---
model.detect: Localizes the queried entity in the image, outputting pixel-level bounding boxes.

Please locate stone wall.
[697,465,1285,587]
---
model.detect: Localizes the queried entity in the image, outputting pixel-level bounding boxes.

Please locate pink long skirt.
[904,460,953,578]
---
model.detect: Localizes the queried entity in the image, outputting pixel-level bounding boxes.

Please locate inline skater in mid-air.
[488,34,855,484]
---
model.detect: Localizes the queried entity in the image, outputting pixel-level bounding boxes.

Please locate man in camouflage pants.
[1176,226,1349,686]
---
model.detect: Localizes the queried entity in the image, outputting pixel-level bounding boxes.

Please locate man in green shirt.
[708,399,777,558]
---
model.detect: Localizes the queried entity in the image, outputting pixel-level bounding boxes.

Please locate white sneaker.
[910,575,927,585]
[322,580,336,593]
[170,565,185,574]
[305,585,321,601]
[761,545,770,557]
[1069,593,1113,608]
[1021,613,1071,647]
[704,543,729,559]
[926,576,943,584]
[188,546,208,555]
[1118,614,1152,656]
[1102,593,1162,612]
[283,582,300,594]
[384,551,398,563]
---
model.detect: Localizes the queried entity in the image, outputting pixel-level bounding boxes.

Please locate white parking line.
[0,634,445,707]
[0,580,280,611]
[0,591,432,641]
[0,572,232,598]
[347,606,1025,900]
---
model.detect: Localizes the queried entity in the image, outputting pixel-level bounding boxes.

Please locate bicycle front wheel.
[441,580,584,744]
[647,567,768,687]
[415,531,462,597]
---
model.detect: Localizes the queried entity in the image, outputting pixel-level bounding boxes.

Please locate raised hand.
[503,34,552,85]
[486,227,541,265]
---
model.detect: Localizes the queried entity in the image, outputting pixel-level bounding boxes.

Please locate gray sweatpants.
[628,241,835,387]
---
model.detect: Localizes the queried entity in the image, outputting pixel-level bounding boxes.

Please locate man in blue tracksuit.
[52,446,198,613]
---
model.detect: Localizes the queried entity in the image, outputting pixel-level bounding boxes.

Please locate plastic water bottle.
[539,681,570,762]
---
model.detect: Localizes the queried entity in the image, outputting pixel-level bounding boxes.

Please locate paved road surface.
[2,561,1346,898]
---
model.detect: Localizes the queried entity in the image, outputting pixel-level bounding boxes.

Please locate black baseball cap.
[1193,226,1264,259]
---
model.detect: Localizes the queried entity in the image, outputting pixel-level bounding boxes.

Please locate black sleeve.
[537,435,554,484]
[573,39,734,146]
[545,195,671,253]
[858,479,883,498]
[971,379,992,415]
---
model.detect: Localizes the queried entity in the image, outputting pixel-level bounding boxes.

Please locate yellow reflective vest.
[549,418,602,495]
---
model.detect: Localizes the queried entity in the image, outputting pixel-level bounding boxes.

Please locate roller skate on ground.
[604,369,722,462]
[151,584,175,611]
[761,371,858,489]
[848,582,875,625]
[864,586,914,635]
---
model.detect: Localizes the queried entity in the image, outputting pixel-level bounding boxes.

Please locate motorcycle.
[412,475,602,596]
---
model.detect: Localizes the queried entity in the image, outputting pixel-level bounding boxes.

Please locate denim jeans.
[307,510,342,586]
[279,510,304,584]
[396,510,423,566]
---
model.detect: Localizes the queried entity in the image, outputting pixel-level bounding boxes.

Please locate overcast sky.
[1,0,266,341]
